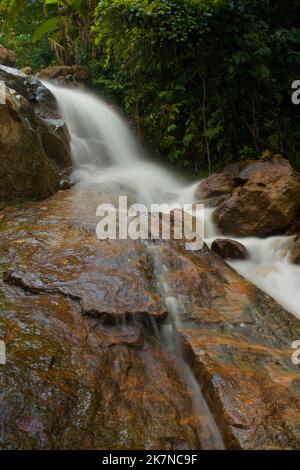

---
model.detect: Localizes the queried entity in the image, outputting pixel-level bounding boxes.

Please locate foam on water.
[204,210,300,319]
[45,83,191,206]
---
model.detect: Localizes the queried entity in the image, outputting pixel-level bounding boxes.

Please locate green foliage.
[0,0,54,70]
[0,0,95,67]
[1,0,300,173]
[92,0,300,171]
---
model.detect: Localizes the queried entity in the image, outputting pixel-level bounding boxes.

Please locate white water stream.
[45,83,300,447]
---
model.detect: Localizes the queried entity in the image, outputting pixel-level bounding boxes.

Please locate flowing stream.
[45,83,300,448]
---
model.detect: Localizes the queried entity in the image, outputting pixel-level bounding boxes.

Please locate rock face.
[212,155,300,236]
[36,65,90,86]
[0,65,71,206]
[0,189,300,449]
[154,239,300,450]
[284,215,300,264]
[211,238,248,260]
[0,45,16,66]
[195,173,235,207]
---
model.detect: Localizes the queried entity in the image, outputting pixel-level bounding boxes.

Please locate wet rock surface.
[0,189,300,449]
[1,191,167,323]
[151,241,300,449]
[211,238,248,260]
[203,154,300,237]
[195,173,235,207]
[284,214,300,264]
[287,237,300,264]
[0,190,209,450]
[0,66,71,205]
[0,287,202,450]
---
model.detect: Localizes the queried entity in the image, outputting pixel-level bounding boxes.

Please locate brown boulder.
[0,44,16,66]
[0,65,71,204]
[195,173,236,208]
[211,238,248,260]
[195,172,235,200]
[36,65,90,86]
[214,156,300,236]
[223,153,287,183]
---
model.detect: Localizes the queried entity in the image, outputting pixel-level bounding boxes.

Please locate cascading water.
[204,208,300,320]
[46,82,300,448]
[45,84,191,206]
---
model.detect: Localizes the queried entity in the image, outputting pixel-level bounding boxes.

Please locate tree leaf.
[32,17,63,42]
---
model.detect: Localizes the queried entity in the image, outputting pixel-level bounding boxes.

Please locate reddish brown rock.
[1,191,167,323]
[0,65,71,204]
[0,289,202,449]
[195,173,235,206]
[223,160,252,179]
[0,45,16,66]
[223,153,287,183]
[196,172,235,198]
[152,240,300,449]
[36,65,90,86]
[1,190,300,450]
[211,238,248,260]
[214,156,300,236]
[0,190,212,450]
[286,236,300,264]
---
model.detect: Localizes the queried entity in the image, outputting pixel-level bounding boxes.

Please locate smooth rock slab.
[1,190,300,449]
[1,190,166,323]
[150,241,300,449]
[0,287,200,449]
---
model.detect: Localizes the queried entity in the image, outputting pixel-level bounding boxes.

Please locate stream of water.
[45,83,300,448]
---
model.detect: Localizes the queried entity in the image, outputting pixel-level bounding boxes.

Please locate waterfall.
[46,83,300,322]
[204,211,300,320]
[44,83,192,206]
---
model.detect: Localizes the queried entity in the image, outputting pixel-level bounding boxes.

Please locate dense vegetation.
[1,0,300,174]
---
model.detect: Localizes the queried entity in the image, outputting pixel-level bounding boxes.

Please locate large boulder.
[0,45,16,66]
[36,65,90,86]
[214,155,300,236]
[0,65,71,206]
